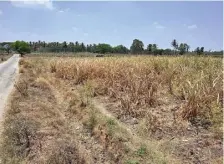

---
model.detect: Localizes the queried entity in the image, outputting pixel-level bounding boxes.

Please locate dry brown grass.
[1,55,223,164]
[50,55,223,163]
[52,56,223,125]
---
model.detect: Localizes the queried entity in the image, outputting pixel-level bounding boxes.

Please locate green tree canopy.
[130,39,144,54]
[195,47,204,55]
[152,44,158,55]
[95,44,113,54]
[163,48,172,55]
[113,45,129,54]
[146,44,153,54]
[3,44,10,54]
[12,41,31,55]
[171,39,178,55]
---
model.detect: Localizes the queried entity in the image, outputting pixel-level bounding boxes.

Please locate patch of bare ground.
[0,55,223,164]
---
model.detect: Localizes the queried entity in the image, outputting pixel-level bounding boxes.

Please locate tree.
[86,44,91,52]
[171,39,178,55]
[29,41,32,48]
[195,47,204,55]
[184,43,190,52]
[86,44,94,52]
[195,47,201,55]
[74,41,82,52]
[34,42,37,51]
[68,42,75,52]
[178,43,186,55]
[43,41,46,48]
[95,44,113,54]
[178,43,191,55]
[3,44,10,54]
[81,42,86,52]
[152,44,157,55]
[12,41,31,56]
[113,45,129,54]
[62,41,67,52]
[92,44,97,53]
[130,39,144,54]
[146,44,153,54]
[163,48,172,55]
[200,47,204,54]
[155,49,164,55]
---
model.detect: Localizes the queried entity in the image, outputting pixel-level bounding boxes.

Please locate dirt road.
[0,54,20,121]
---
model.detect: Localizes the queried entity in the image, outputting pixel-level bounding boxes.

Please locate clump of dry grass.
[0,114,39,163]
[50,60,57,73]
[46,139,85,164]
[14,80,29,97]
[171,58,223,131]
[32,77,52,91]
[19,66,25,73]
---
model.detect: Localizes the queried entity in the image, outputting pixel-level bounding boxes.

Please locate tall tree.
[195,47,201,55]
[43,41,46,48]
[184,43,190,52]
[195,47,204,55]
[3,44,10,54]
[12,41,31,56]
[171,39,178,55]
[95,44,113,54]
[163,48,172,55]
[200,47,204,54]
[81,42,86,52]
[178,43,186,55]
[152,44,157,55]
[113,45,129,54]
[92,44,97,53]
[130,39,144,54]
[146,44,153,54]
[62,41,67,52]
[68,42,75,52]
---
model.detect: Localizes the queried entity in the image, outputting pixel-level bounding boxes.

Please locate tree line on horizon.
[0,39,223,56]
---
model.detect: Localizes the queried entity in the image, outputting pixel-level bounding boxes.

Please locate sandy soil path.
[0,54,20,121]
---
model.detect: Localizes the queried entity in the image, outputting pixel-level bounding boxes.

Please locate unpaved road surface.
[0,54,20,121]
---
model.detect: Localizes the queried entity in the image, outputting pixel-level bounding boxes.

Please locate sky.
[0,1,223,51]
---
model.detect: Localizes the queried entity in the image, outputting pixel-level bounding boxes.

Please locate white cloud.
[156,25,165,29]
[58,8,70,13]
[10,0,54,10]
[153,22,166,29]
[187,24,197,29]
[72,27,78,31]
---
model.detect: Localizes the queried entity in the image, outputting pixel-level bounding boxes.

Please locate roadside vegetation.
[0,55,222,164]
[0,39,223,56]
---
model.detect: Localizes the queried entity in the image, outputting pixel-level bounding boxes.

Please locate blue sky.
[0,1,223,51]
